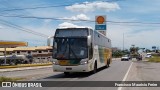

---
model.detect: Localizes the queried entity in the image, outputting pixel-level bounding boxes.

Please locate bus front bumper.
[53,64,92,72]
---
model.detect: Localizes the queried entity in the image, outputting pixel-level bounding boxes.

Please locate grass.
[0,76,24,82]
[0,62,52,69]
[148,56,160,62]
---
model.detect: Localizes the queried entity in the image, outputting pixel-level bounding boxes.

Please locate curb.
[0,63,52,69]
[0,65,52,73]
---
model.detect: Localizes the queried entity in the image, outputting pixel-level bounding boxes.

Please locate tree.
[130,47,139,54]
[123,49,130,54]
[112,50,123,58]
[130,45,139,58]
[146,49,151,53]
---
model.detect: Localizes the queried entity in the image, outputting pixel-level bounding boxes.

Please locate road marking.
[117,62,133,90]
[122,62,133,81]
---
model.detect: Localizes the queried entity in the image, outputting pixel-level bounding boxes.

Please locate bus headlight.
[52,61,59,65]
[80,61,88,65]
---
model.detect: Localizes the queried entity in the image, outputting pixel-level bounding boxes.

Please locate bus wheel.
[105,60,110,68]
[92,62,97,74]
[64,72,70,76]
[105,63,109,68]
[107,60,110,67]
[24,61,28,64]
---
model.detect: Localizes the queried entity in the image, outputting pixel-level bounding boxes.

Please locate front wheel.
[92,62,97,74]
[64,72,70,76]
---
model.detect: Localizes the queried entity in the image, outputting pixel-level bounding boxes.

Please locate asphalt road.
[1,59,160,90]
[123,60,160,90]
[0,67,54,80]
[0,59,132,90]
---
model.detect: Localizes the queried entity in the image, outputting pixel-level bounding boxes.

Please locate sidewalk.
[112,58,121,60]
[0,65,52,72]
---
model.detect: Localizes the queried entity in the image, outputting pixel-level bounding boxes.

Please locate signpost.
[152,46,157,52]
[95,15,107,36]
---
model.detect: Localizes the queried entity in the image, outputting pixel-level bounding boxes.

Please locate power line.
[0,0,124,12]
[0,19,48,37]
[0,14,94,22]
[107,21,160,25]
[0,4,71,12]
[0,19,49,38]
[1,14,160,26]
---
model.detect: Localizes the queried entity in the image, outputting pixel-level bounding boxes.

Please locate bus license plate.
[59,60,68,65]
[66,68,72,70]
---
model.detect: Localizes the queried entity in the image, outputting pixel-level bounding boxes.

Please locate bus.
[52,28,112,75]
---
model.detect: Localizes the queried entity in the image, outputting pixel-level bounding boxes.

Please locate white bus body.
[52,28,112,75]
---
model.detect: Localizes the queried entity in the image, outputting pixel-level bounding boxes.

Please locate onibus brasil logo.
[2,82,42,87]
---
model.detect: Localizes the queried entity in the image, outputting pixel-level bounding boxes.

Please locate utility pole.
[4,47,6,65]
[123,33,124,51]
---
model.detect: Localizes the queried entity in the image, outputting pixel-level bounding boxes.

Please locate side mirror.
[47,36,53,46]
[87,35,91,46]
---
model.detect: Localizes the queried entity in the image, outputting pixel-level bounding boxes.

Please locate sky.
[0,0,160,50]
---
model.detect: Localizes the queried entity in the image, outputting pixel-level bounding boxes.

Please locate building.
[0,46,53,63]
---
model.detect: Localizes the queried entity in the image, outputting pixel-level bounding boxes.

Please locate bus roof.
[55,27,111,41]
[57,27,92,30]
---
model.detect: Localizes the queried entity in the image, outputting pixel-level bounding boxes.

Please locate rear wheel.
[105,60,110,68]
[108,59,110,66]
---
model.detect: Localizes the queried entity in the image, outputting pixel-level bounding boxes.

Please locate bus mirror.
[47,36,54,46]
[87,35,91,46]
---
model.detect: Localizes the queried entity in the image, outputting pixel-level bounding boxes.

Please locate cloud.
[60,14,90,20]
[107,22,160,49]
[65,1,120,12]
[0,24,54,46]
[58,22,92,29]
[123,0,160,14]
[125,29,160,49]
[44,19,52,23]
[76,14,90,20]
[0,26,3,29]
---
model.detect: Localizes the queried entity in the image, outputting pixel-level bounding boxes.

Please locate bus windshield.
[53,38,88,60]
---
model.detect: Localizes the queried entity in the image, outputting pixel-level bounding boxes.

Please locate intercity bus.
[52,28,112,75]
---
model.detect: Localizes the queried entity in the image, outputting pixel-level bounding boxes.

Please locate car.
[145,53,152,58]
[121,55,130,61]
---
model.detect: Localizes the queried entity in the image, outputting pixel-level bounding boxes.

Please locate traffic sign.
[95,15,107,31]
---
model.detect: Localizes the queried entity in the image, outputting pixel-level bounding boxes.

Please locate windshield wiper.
[69,46,78,59]
[56,39,69,59]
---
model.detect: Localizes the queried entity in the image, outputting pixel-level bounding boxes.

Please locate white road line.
[117,62,133,90]
[122,62,133,81]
